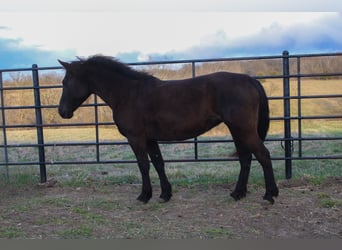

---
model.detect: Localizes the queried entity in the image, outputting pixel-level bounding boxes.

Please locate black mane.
[79,55,155,81]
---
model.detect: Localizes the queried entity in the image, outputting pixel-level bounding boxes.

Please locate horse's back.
[146,71,260,117]
[188,72,261,109]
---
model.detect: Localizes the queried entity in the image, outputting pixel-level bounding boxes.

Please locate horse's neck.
[92,76,139,110]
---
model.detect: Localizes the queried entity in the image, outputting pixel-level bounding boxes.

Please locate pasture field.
[0,129,341,239]
[0,78,341,239]
[0,176,341,239]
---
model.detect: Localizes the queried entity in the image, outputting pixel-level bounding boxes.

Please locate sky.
[0,0,342,69]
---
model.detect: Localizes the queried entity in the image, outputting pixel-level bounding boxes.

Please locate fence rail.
[1,51,342,183]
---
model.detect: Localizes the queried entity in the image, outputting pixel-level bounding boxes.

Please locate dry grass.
[3,79,341,143]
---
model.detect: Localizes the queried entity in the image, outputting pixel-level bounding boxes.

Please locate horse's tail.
[253,78,270,141]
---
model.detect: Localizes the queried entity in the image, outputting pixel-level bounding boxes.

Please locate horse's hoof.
[157,198,168,203]
[230,190,247,201]
[263,194,275,205]
[158,193,172,203]
[136,193,152,204]
[136,198,149,204]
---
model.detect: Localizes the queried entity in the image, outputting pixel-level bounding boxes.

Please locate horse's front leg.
[147,140,172,202]
[231,150,252,201]
[128,138,152,203]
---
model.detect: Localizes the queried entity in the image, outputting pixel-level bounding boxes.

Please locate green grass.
[0,226,23,238]
[57,225,93,239]
[205,227,237,239]
[1,131,340,190]
[2,160,339,195]
[0,193,113,239]
[317,193,342,208]
[39,197,74,208]
[71,207,107,225]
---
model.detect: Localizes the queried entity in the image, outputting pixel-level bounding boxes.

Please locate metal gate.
[1,51,342,183]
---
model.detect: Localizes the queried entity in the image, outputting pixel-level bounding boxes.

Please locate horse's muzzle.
[58,106,73,119]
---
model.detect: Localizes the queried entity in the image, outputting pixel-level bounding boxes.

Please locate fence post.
[282,51,292,179]
[296,57,302,157]
[192,61,198,160]
[0,71,9,182]
[32,64,47,183]
[94,95,100,162]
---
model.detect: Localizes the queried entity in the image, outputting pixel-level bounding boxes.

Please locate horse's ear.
[76,56,84,62]
[58,60,70,69]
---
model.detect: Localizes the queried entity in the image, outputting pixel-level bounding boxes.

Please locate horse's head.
[58,60,91,119]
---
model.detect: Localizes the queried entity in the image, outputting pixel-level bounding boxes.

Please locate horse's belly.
[146,116,221,141]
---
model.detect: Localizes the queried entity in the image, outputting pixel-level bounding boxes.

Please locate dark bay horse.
[58,56,279,204]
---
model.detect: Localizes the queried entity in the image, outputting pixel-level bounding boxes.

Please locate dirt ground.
[0,177,341,239]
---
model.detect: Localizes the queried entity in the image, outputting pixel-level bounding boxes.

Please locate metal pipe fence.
[1,51,342,183]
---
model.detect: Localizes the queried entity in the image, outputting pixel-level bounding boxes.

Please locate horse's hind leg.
[147,140,172,202]
[252,141,279,203]
[229,125,278,203]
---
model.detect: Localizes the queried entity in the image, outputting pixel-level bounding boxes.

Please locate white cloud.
[0,10,340,67]
[0,12,332,56]
[172,13,342,58]
[0,0,341,12]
